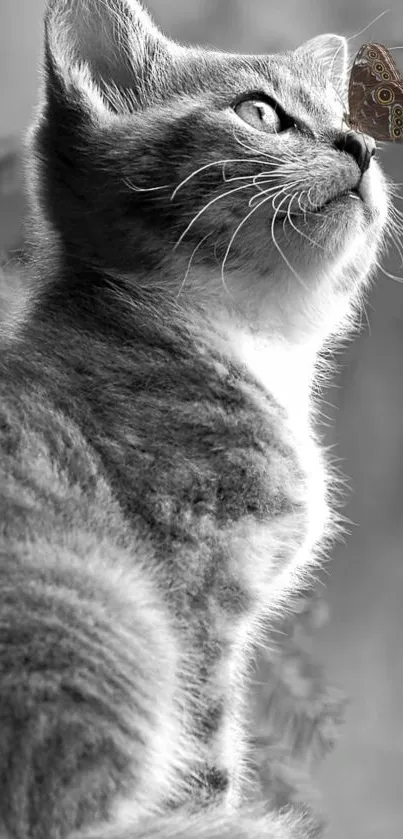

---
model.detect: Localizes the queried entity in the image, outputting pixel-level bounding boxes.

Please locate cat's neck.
[24,260,323,427]
[231,331,315,410]
[209,321,320,429]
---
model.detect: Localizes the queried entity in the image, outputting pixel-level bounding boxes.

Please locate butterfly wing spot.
[348,42,403,141]
[377,87,394,105]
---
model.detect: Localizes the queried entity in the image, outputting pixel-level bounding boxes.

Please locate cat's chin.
[268,165,387,272]
[324,163,387,227]
[290,168,388,277]
[313,191,375,229]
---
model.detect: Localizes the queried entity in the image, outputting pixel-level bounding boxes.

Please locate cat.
[0,0,390,838]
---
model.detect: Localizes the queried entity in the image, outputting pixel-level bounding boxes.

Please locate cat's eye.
[233,95,295,134]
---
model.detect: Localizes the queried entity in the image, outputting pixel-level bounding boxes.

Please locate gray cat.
[0,1,389,837]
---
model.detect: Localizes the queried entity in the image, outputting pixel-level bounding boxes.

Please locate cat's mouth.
[348,189,362,202]
[313,185,361,209]
[300,185,374,219]
[272,188,364,220]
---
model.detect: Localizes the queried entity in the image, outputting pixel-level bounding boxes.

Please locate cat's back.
[0,329,194,834]
[0,334,114,547]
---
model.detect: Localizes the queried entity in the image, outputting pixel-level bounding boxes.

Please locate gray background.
[1,1,403,836]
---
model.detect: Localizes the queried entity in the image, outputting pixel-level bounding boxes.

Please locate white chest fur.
[226,330,332,602]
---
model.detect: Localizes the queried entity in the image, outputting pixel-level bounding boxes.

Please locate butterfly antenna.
[345,10,390,44]
[347,9,390,41]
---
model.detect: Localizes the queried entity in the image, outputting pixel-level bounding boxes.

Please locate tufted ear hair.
[296,34,349,99]
[44,0,174,113]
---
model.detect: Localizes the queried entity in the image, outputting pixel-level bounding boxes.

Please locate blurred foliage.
[246,592,346,823]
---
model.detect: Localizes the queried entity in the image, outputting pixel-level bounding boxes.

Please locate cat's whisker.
[124,177,171,193]
[175,233,213,299]
[388,205,403,228]
[388,203,403,225]
[387,182,403,200]
[387,193,403,207]
[219,187,286,293]
[232,132,273,158]
[248,186,279,208]
[249,173,310,205]
[374,257,403,283]
[252,174,287,191]
[385,218,403,267]
[388,212,403,233]
[170,158,248,201]
[306,186,316,208]
[232,131,300,167]
[388,212,403,242]
[281,192,297,237]
[173,182,256,250]
[296,188,326,221]
[359,297,373,335]
[252,172,283,190]
[390,210,403,226]
[171,156,295,203]
[248,180,300,208]
[387,224,403,247]
[253,167,309,185]
[253,171,279,188]
[306,185,327,212]
[223,167,293,188]
[298,190,308,215]
[170,159,266,201]
[285,192,325,250]
[271,194,310,291]
[244,137,303,167]
[222,173,258,185]
[272,184,301,212]
[389,236,403,268]
[221,161,276,183]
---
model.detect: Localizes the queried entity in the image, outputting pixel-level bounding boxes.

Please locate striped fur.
[0,1,388,837]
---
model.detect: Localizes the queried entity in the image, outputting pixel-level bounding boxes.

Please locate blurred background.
[1,1,403,836]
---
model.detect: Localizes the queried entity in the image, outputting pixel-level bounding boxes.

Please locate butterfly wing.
[359,43,402,82]
[350,80,403,141]
[349,43,403,141]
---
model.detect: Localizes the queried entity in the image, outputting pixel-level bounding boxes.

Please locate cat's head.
[30,0,390,345]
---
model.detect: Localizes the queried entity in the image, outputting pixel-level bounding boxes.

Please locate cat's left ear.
[44,0,176,114]
[296,34,349,97]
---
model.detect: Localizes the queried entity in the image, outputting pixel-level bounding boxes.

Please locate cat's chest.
[95,334,330,607]
[217,334,331,603]
[154,345,330,616]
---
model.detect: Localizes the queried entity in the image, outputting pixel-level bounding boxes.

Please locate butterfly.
[347,42,403,141]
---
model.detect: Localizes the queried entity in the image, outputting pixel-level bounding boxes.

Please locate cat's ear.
[296,34,349,96]
[44,0,173,114]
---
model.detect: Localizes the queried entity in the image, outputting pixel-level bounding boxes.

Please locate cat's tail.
[73,806,321,839]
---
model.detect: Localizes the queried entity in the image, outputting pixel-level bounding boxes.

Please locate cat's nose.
[335,130,376,174]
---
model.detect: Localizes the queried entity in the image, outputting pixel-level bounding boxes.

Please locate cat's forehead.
[174,49,345,131]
